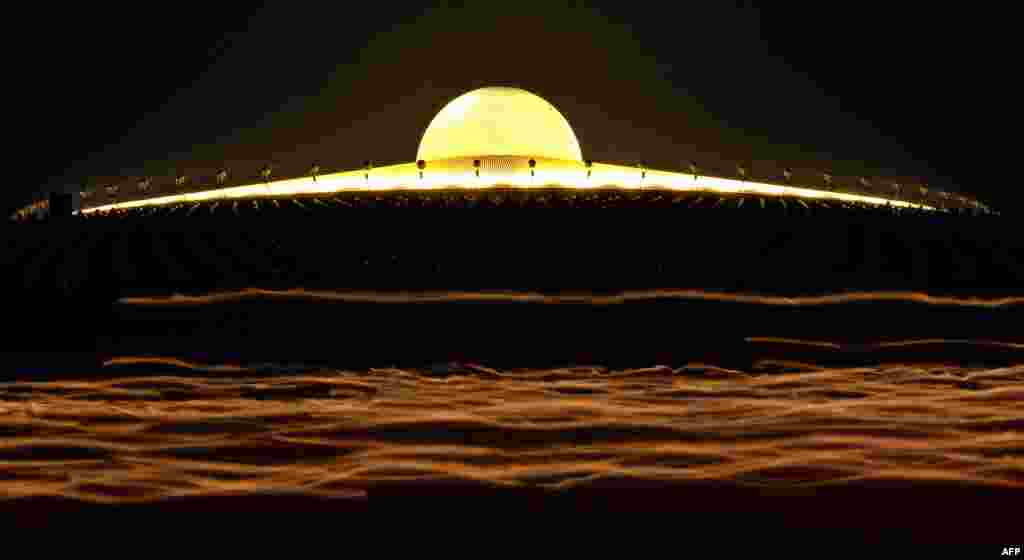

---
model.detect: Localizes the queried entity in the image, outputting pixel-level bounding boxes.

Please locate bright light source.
[416,87,583,163]
[75,86,941,215]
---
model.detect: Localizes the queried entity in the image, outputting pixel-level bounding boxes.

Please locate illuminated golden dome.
[416,87,583,163]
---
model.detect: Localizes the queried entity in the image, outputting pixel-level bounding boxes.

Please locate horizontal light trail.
[116,288,1024,308]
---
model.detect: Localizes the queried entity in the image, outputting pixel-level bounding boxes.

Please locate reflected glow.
[81,157,933,213]
[3,357,1023,502]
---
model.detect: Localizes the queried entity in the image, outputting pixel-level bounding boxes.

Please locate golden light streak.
[116,288,1024,308]
[101,356,247,372]
[80,157,933,214]
[746,337,1024,351]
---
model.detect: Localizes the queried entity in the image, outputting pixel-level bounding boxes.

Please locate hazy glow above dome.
[416,87,584,163]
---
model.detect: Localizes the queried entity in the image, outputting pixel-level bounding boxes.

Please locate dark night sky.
[11,3,1009,215]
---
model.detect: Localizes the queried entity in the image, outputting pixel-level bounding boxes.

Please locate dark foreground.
[5,482,1021,545]
[4,208,1021,550]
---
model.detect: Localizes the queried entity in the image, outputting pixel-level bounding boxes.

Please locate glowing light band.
[79,158,933,214]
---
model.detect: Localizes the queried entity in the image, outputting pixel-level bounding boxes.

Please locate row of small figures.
[78,160,981,210]
[84,163,324,198]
